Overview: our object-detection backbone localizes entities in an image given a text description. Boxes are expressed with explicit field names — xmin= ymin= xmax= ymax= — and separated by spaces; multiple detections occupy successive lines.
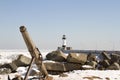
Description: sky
xmin=0 ymin=0 xmax=120 ymax=50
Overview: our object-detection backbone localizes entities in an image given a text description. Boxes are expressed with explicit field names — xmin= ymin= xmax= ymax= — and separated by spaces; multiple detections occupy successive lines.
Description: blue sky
xmin=0 ymin=0 xmax=120 ymax=50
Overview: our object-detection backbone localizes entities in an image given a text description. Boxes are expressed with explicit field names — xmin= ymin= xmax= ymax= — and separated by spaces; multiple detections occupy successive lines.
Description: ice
xmin=0 ymin=49 xmax=52 ymax=64
xmin=0 ymin=49 xmax=30 ymax=64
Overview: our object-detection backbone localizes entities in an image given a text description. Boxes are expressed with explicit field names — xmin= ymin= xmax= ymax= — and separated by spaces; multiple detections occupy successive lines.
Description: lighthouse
xmin=57 ymin=35 xmax=72 ymax=50
xmin=62 ymin=35 xmax=66 ymax=50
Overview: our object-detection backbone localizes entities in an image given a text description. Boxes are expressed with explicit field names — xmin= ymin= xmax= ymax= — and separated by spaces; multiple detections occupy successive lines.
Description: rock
xmin=83 ymin=76 xmax=102 ymax=80
xmin=59 ymin=73 xmax=68 ymax=77
xmin=44 ymin=61 xmax=81 ymax=72
xmin=99 ymin=60 xmax=110 ymax=68
xmin=12 ymin=75 xmax=23 ymax=80
xmin=13 ymin=54 xmax=31 ymax=67
xmin=110 ymin=53 xmax=120 ymax=64
xmin=29 ymin=69 xmax=39 ymax=76
xmin=85 ymin=61 xmax=97 ymax=69
xmin=1 ymin=63 xmax=17 ymax=72
xmin=101 ymin=52 xmax=111 ymax=60
xmin=64 ymin=63 xmax=82 ymax=71
xmin=107 ymin=62 xmax=120 ymax=70
xmin=67 ymin=53 xmax=87 ymax=64
xmin=98 ymin=66 xmax=105 ymax=70
xmin=44 ymin=62 xmax=66 ymax=72
xmin=45 ymin=76 xmax=53 ymax=80
xmin=87 ymin=53 xmax=97 ymax=61
xmin=0 ymin=68 xmax=11 ymax=74
xmin=28 ymin=76 xmax=53 ymax=80
xmin=105 ymin=77 xmax=110 ymax=80
xmin=46 ymin=50 xmax=67 ymax=62
xmin=0 ymin=64 xmax=2 ymax=68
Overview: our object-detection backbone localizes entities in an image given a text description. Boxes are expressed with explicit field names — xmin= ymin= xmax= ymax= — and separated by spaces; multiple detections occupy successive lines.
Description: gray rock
xmin=110 ymin=53 xmax=120 ymax=64
xmin=101 ymin=52 xmax=111 ymax=60
xmin=29 ymin=69 xmax=39 ymax=76
xmin=67 ymin=53 xmax=87 ymax=64
xmin=107 ymin=62 xmax=120 ymax=70
xmin=44 ymin=62 xmax=66 ymax=71
xmin=99 ymin=60 xmax=110 ymax=68
xmin=13 ymin=54 xmax=31 ymax=67
xmin=87 ymin=53 xmax=97 ymax=61
xmin=0 ymin=68 xmax=11 ymax=74
xmin=12 ymin=75 xmax=23 ymax=80
xmin=86 ymin=61 xmax=97 ymax=69
xmin=0 ymin=64 xmax=2 ymax=68
xmin=98 ymin=66 xmax=105 ymax=70
xmin=1 ymin=63 xmax=17 ymax=72
xmin=59 ymin=73 xmax=68 ymax=77
xmin=64 ymin=63 xmax=82 ymax=71
xmin=44 ymin=61 xmax=81 ymax=72
xmin=46 ymin=50 xmax=67 ymax=62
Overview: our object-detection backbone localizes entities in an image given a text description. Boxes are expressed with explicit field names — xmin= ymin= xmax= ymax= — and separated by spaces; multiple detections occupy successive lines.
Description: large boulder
xmin=87 ymin=53 xmax=97 ymax=61
xmin=0 ymin=68 xmax=11 ymax=74
xmin=46 ymin=50 xmax=67 ymax=62
xmin=107 ymin=62 xmax=120 ymax=70
xmin=110 ymin=53 xmax=120 ymax=64
xmin=0 ymin=63 xmax=18 ymax=72
xmin=98 ymin=65 xmax=105 ymax=70
xmin=64 ymin=63 xmax=82 ymax=71
xmin=1 ymin=63 xmax=17 ymax=72
xmin=100 ymin=52 xmax=111 ymax=60
xmin=67 ymin=53 xmax=87 ymax=64
xmin=44 ymin=61 xmax=81 ymax=72
xmin=13 ymin=54 xmax=31 ymax=67
xmin=59 ymin=73 xmax=68 ymax=77
xmin=44 ymin=61 xmax=66 ymax=72
xmin=85 ymin=61 xmax=97 ymax=69
xmin=99 ymin=60 xmax=110 ymax=68
xmin=0 ymin=64 xmax=2 ymax=68
xmin=29 ymin=69 xmax=39 ymax=76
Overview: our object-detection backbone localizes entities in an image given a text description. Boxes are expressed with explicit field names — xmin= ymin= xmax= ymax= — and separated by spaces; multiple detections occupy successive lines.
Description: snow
xmin=53 ymin=70 xmax=120 ymax=80
xmin=82 ymin=65 xmax=93 ymax=68
xmin=0 ymin=49 xmax=30 ymax=64
xmin=0 ymin=49 xmax=120 ymax=80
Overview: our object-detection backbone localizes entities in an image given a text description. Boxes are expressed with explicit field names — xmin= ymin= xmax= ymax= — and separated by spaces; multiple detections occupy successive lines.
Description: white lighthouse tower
xmin=62 ymin=35 xmax=66 ymax=50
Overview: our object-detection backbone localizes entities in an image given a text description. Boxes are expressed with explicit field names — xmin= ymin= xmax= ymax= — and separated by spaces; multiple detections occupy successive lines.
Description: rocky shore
xmin=0 ymin=50 xmax=120 ymax=79
xmin=45 ymin=50 xmax=120 ymax=73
